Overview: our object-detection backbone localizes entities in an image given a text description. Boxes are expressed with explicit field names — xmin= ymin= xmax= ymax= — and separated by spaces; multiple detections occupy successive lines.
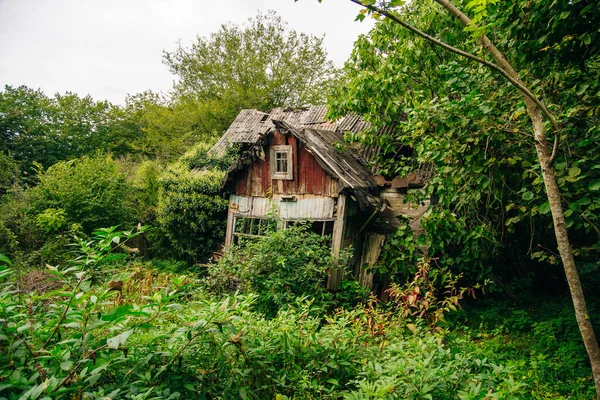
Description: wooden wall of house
xmin=234 ymin=130 xmax=339 ymax=197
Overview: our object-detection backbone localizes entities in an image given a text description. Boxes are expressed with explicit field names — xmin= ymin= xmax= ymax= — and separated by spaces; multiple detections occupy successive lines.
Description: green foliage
xmin=448 ymin=297 xmax=598 ymax=398
xmin=156 ymin=165 xmax=228 ymax=262
xmin=0 ymin=236 xmax=529 ymax=400
xmin=127 ymin=159 xmax=163 ymax=226
xmin=123 ymin=91 xmax=209 ymax=161
xmin=179 ymin=141 xmax=241 ymax=171
xmin=0 ymin=153 xmax=19 ymax=197
xmin=206 ymin=224 xmax=337 ymax=316
xmin=35 ymin=208 xmax=67 ymax=233
xmin=0 ymin=188 xmax=39 ymax=260
xmin=163 ymin=11 xmax=337 ymax=134
xmin=328 ymin=0 xmax=600 ymax=287
xmin=28 ymin=154 xmax=133 ymax=234
xmin=0 ymin=86 xmax=137 ymax=171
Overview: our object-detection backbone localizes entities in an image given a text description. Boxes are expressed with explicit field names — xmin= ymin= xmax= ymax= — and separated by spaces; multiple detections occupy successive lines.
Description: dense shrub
xmin=446 ymin=297 xmax=598 ymax=398
xmin=156 ymin=165 xmax=228 ymax=262
xmin=179 ymin=141 xmax=240 ymax=171
xmin=128 ymin=159 xmax=162 ymax=225
xmin=0 ymin=188 xmax=39 ymax=260
xmin=0 ymin=153 xmax=19 ymax=197
xmin=28 ymin=154 xmax=132 ymax=234
xmin=0 ymin=237 xmax=527 ymax=400
xmin=206 ymin=224 xmax=340 ymax=316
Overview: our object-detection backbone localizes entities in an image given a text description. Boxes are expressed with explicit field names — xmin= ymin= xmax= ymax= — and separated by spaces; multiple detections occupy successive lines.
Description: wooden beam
xmin=328 ymin=194 xmax=346 ymax=290
xmin=224 ymin=201 xmax=235 ymax=249
xmin=357 ymin=233 xmax=385 ymax=290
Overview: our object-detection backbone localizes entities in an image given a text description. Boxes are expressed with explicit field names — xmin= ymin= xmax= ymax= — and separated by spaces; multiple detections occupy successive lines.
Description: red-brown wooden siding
xmin=234 ymin=130 xmax=339 ymax=197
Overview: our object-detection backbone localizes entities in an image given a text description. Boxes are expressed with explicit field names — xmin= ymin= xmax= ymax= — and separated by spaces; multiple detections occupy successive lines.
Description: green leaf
xmin=60 ymin=360 xmax=74 ymax=371
xmin=568 ymin=166 xmax=581 ymax=177
xmin=107 ymin=329 xmax=134 ymax=349
xmin=0 ymin=253 xmax=12 ymax=267
xmin=589 ymin=181 xmax=600 ymax=191
xmin=538 ymin=202 xmax=551 ymax=215
xmin=184 ymin=384 xmax=196 ymax=391
xmin=576 ymin=83 xmax=589 ymax=95
xmin=522 ymin=191 xmax=534 ymax=201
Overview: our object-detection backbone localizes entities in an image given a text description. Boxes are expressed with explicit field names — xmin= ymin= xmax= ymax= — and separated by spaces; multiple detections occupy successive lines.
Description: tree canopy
xmin=163 ymin=11 xmax=337 ymax=134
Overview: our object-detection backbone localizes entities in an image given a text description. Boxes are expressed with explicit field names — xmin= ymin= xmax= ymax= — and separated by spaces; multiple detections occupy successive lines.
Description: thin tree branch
xmin=349 ymin=0 xmax=559 ymax=130
xmin=52 ymin=344 xmax=108 ymax=393
xmin=548 ymin=130 xmax=561 ymax=165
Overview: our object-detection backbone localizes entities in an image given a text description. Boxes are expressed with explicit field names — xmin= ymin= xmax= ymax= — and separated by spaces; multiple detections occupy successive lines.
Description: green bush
xmin=156 ymin=165 xmax=228 ymax=262
xmin=179 ymin=141 xmax=240 ymax=171
xmin=28 ymin=154 xmax=133 ymax=234
xmin=0 ymin=153 xmax=19 ymax=197
xmin=0 ymin=188 xmax=39 ymax=260
xmin=446 ymin=297 xmax=597 ymax=398
xmin=128 ymin=159 xmax=162 ymax=225
xmin=0 ymin=240 xmax=528 ymax=400
xmin=206 ymin=224 xmax=339 ymax=316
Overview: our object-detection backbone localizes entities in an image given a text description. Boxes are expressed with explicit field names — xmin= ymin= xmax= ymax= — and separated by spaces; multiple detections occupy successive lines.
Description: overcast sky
xmin=0 ymin=0 xmax=374 ymax=104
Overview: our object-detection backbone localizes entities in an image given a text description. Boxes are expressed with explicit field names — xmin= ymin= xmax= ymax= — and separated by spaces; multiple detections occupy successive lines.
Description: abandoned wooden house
xmin=210 ymin=106 xmax=431 ymax=291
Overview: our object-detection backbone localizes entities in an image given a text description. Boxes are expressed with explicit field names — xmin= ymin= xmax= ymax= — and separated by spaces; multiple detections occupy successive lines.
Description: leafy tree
xmin=123 ymin=91 xmax=205 ymax=161
xmin=0 ymin=85 xmax=138 ymax=171
xmin=163 ymin=11 xmax=337 ymax=135
xmin=319 ymin=0 xmax=600 ymax=395
xmin=28 ymin=154 xmax=133 ymax=234
xmin=0 ymin=153 xmax=19 ymax=196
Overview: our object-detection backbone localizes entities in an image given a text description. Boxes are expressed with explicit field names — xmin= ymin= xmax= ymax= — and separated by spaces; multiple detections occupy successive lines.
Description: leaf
xmin=538 ymin=202 xmax=551 ymax=215
xmin=568 ymin=166 xmax=581 ymax=177
xmin=0 ymin=253 xmax=13 ymax=267
xmin=107 ymin=329 xmax=134 ymax=349
xmin=60 ymin=360 xmax=74 ymax=371
xmin=406 ymin=323 xmax=417 ymax=334
xmin=522 ymin=191 xmax=534 ymax=201
xmin=576 ymin=83 xmax=589 ymax=96
xmin=184 ymin=384 xmax=195 ymax=392
xmin=589 ymin=181 xmax=600 ymax=191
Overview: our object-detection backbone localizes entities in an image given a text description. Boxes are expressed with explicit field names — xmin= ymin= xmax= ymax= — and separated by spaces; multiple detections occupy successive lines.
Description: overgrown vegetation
xmin=1 ymin=2 xmax=599 ymax=398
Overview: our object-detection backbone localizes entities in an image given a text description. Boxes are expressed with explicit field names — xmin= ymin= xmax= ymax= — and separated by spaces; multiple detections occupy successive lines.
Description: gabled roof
xmin=273 ymin=120 xmax=375 ymax=191
xmin=222 ymin=119 xmax=383 ymax=209
xmin=209 ymin=105 xmax=394 ymax=159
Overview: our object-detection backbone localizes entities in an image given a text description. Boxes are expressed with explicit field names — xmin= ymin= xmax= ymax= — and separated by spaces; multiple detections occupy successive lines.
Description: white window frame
xmin=270 ymin=145 xmax=293 ymax=180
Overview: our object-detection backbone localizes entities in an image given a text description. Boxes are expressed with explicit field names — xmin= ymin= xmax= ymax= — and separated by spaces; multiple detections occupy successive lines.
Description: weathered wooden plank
xmin=328 ymin=194 xmax=346 ymax=290
xmin=224 ymin=202 xmax=235 ymax=249
xmin=357 ymin=233 xmax=385 ymax=289
xmin=229 ymin=195 xmax=335 ymax=220
xmin=279 ymin=197 xmax=335 ymax=219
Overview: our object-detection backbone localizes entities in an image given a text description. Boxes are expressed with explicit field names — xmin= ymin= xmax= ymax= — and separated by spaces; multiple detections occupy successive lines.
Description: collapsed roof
xmin=208 ymin=105 xmax=394 ymax=162
xmin=222 ymin=119 xmax=383 ymax=210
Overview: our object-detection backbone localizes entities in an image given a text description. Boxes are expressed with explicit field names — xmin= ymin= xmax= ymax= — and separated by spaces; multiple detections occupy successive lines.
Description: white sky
xmin=0 ymin=0 xmax=374 ymax=104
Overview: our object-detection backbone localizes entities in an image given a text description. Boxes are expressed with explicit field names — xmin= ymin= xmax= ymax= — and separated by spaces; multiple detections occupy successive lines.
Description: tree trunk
xmin=432 ymin=1 xmax=600 ymax=397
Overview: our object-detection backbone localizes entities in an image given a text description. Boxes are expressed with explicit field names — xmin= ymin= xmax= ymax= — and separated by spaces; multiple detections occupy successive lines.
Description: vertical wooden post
xmin=224 ymin=199 xmax=235 ymax=249
xmin=328 ymin=194 xmax=346 ymax=290
xmin=357 ymin=233 xmax=385 ymax=290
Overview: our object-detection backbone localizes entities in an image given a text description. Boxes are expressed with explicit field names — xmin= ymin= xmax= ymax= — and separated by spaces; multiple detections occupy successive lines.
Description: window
xmin=283 ymin=219 xmax=335 ymax=247
xmin=230 ymin=216 xmax=334 ymax=247
xmin=270 ymin=145 xmax=293 ymax=180
xmin=232 ymin=216 xmax=276 ymax=245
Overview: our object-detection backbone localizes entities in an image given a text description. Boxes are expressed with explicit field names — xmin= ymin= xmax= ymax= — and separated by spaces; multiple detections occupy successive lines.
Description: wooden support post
xmin=224 ymin=200 xmax=235 ymax=249
xmin=357 ymin=233 xmax=385 ymax=290
xmin=328 ymin=194 xmax=346 ymax=290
